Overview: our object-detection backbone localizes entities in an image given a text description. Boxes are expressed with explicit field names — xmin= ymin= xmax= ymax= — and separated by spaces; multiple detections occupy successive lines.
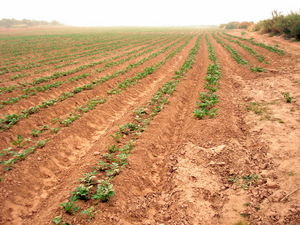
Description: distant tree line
xmin=220 ymin=10 xmax=300 ymax=40
xmin=0 ymin=18 xmax=63 ymax=28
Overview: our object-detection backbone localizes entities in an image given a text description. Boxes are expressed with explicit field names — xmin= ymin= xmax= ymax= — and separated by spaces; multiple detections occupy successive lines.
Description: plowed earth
xmin=0 ymin=29 xmax=299 ymax=225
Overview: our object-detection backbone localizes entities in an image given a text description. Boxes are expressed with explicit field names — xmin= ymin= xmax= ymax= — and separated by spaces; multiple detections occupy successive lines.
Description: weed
xmin=287 ymin=171 xmax=296 ymax=176
xmin=234 ymin=222 xmax=247 ymax=225
xmin=240 ymin=212 xmax=251 ymax=217
xmin=282 ymin=92 xmax=293 ymax=103
xmin=246 ymin=102 xmax=267 ymax=115
xmin=228 ymin=174 xmax=259 ymax=189
xmin=243 ymin=202 xmax=251 ymax=207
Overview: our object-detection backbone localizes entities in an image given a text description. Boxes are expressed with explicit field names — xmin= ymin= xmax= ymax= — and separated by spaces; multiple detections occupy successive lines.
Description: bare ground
xmin=0 ymin=30 xmax=299 ymax=225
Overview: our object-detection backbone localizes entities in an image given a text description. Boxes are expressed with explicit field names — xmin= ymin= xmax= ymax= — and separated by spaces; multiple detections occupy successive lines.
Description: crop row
xmin=0 ymin=33 xmax=137 ymax=66
xmin=0 ymin=37 xmax=172 ymax=108
xmin=0 ymin=36 xmax=187 ymax=134
xmin=55 ymin=37 xmax=192 ymax=128
xmin=54 ymin=36 xmax=201 ymax=224
xmin=0 ymin=36 xmax=161 ymax=86
xmin=0 ymin=36 xmax=155 ymax=76
xmin=223 ymin=32 xmax=285 ymax=55
xmin=0 ymin=37 xmax=192 ymax=171
xmin=217 ymin=33 xmax=267 ymax=63
xmin=212 ymin=34 xmax=265 ymax=72
xmin=212 ymin=33 xmax=248 ymax=65
xmin=194 ymin=35 xmax=221 ymax=119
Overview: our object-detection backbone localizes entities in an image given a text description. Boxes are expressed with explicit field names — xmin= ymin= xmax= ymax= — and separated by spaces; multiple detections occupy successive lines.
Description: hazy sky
xmin=1 ymin=0 xmax=299 ymax=26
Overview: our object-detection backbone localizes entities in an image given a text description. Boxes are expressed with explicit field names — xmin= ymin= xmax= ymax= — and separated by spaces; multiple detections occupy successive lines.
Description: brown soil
xmin=0 ymin=30 xmax=299 ymax=225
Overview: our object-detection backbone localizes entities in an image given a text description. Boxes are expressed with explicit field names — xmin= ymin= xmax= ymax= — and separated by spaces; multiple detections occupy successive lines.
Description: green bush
xmin=255 ymin=11 xmax=300 ymax=40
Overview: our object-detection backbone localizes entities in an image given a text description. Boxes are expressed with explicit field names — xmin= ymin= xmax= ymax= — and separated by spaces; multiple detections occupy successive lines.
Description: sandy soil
xmin=0 ymin=30 xmax=299 ymax=225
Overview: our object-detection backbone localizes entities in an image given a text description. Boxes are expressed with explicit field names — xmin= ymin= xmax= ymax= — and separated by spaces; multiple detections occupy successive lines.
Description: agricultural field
xmin=0 ymin=27 xmax=299 ymax=225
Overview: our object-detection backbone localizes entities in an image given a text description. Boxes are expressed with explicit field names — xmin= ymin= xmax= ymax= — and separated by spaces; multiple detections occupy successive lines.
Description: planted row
xmin=0 ymin=35 xmax=142 ymax=75
xmin=0 ymin=38 xmax=173 ymax=109
xmin=213 ymin=34 xmax=265 ymax=72
xmin=223 ymin=32 xmax=284 ymax=55
xmin=55 ymin=36 xmax=201 ymax=224
xmin=0 ymin=37 xmax=187 ymax=131
xmin=0 ymin=37 xmax=192 ymax=170
xmin=194 ymin=35 xmax=221 ymax=119
xmin=212 ymin=33 xmax=248 ymax=65
xmin=107 ymin=36 xmax=194 ymax=95
xmin=218 ymin=33 xmax=267 ymax=63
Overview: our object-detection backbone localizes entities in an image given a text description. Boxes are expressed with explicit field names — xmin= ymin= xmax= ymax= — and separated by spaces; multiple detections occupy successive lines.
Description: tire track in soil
xmin=0 ymin=37 xmax=197 ymax=225
xmin=0 ymin=37 xmax=185 ymax=148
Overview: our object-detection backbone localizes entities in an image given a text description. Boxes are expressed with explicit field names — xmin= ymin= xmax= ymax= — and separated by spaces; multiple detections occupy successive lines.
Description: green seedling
xmin=11 ymin=135 xmax=25 ymax=147
xmin=60 ymin=201 xmax=79 ymax=215
xmin=52 ymin=216 xmax=62 ymax=224
xmin=71 ymin=185 xmax=90 ymax=201
xmin=119 ymin=123 xmax=139 ymax=134
xmin=92 ymin=180 xmax=115 ymax=202
xmin=251 ymin=67 xmax=265 ymax=72
xmin=79 ymin=171 xmax=97 ymax=185
xmin=105 ymin=162 xmax=120 ymax=177
xmin=111 ymin=131 xmax=123 ymax=143
xmin=81 ymin=207 xmax=95 ymax=219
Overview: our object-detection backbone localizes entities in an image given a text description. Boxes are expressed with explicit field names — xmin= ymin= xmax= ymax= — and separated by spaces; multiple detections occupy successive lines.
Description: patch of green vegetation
xmin=287 ymin=171 xmax=296 ymax=176
xmin=282 ymin=92 xmax=293 ymax=103
xmin=228 ymin=174 xmax=260 ymax=190
xmin=80 ymin=207 xmax=95 ymax=219
xmin=251 ymin=67 xmax=265 ymax=72
xmin=246 ymin=102 xmax=268 ymax=115
xmin=92 ymin=180 xmax=115 ymax=202
xmin=71 ymin=185 xmax=90 ymax=201
xmin=59 ymin=114 xmax=80 ymax=126
xmin=60 ymin=201 xmax=79 ymax=215
xmin=194 ymin=36 xmax=220 ymax=119
xmin=240 ymin=212 xmax=251 ymax=218
xmin=77 ymin=97 xmax=106 ymax=113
